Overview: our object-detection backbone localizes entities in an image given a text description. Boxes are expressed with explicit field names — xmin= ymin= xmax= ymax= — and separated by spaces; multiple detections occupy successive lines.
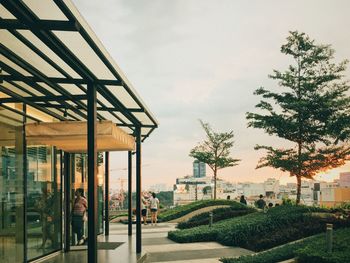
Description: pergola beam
xmin=1 ymin=0 xmax=142 ymax=127
xmin=0 ymin=19 xmax=80 ymax=31
xmin=1 ymin=74 xmax=123 ymax=86
xmin=0 ymin=94 xmax=86 ymax=104
xmin=54 ymin=0 xmax=159 ymax=128
xmin=0 ymin=85 xmax=67 ymax=121
xmin=34 ymin=103 xmax=144 ymax=112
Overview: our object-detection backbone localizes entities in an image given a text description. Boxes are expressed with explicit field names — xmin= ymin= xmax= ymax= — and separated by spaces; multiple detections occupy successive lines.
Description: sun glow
xmin=315 ymin=163 xmax=350 ymax=182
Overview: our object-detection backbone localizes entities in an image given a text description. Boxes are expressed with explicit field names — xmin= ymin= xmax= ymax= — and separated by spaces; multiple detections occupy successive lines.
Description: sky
xmin=72 ymin=0 xmax=350 ymax=189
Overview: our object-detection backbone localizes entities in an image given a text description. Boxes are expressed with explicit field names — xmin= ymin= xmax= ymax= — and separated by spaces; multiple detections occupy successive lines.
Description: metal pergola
xmin=0 ymin=1 xmax=158 ymax=262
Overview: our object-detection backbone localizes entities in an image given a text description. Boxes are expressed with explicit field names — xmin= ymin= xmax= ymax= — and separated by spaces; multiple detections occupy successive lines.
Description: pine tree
xmin=190 ymin=120 xmax=240 ymax=199
xmin=247 ymin=31 xmax=350 ymax=204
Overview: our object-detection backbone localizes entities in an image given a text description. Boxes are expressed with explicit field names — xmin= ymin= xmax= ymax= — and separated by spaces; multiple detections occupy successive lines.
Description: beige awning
xmin=25 ymin=121 xmax=135 ymax=152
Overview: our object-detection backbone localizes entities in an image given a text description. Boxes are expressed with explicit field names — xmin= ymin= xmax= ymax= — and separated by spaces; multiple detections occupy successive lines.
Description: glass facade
xmin=0 ymin=107 xmax=106 ymax=262
xmin=70 ymin=153 xmax=104 ymax=246
xmin=27 ymin=146 xmax=62 ymax=260
xmin=0 ymin=109 xmax=25 ymax=263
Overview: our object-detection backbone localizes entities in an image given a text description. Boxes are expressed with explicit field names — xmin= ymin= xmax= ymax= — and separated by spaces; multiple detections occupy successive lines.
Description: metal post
xmin=326 ymin=223 xmax=333 ymax=253
xmin=22 ymin=104 xmax=27 ymax=262
xmin=128 ymin=151 xmax=132 ymax=236
xmin=209 ymin=212 xmax=213 ymax=227
xmin=135 ymin=127 xmax=142 ymax=254
xmin=104 ymin=152 xmax=109 ymax=236
xmin=64 ymin=152 xmax=71 ymax=252
xmin=87 ymin=83 xmax=97 ymax=263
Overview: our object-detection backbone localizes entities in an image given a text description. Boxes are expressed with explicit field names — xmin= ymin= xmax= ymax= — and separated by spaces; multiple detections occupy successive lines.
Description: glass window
xmin=0 ymin=109 xmax=25 ymax=263
xmin=26 ymin=146 xmax=62 ymax=260
xmin=71 ymin=153 xmax=88 ymax=246
xmin=70 ymin=153 xmax=104 ymax=246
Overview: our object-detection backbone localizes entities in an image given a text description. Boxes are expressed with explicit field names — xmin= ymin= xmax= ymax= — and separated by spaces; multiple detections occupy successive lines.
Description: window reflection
xmin=0 ymin=113 xmax=24 ymax=263
xmin=27 ymin=146 xmax=61 ymax=260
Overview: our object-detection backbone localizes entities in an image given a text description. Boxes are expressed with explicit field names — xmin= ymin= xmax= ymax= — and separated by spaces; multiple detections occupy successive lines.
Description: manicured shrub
xmin=296 ymin=227 xmax=350 ymax=263
xmin=177 ymin=207 xmax=255 ymax=229
xmin=159 ymin=200 xmax=245 ymax=222
xmin=220 ymin=234 xmax=320 ymax=263
xmin=168 ymin=205 xmax=348 ymax=251
xmin=247 ymin=215 xmax=350 ymax=251
xmin=221 ymin=228 xmax=350 ymax=263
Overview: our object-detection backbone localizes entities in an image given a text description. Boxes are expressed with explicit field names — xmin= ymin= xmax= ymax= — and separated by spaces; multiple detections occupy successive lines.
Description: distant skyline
xmin=73 ymin=0 xmax=350 ymax=188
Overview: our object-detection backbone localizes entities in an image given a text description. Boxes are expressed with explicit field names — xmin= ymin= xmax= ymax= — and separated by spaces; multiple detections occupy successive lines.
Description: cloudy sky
xmin=73 ymin=0 xmax=350 ymax=189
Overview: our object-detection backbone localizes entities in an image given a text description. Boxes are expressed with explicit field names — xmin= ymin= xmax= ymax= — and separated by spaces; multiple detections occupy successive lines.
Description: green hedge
xmin=220 ymin=234 xmax=321 ymax=263
xmin=168 ymin=205 xmax=349 ymax=251
xmin=296 ymin=227 xmax=350 ymax=263
xmin=177 ymin=207 xmax=255 ymax=229
xmin=158 ymin=200 xmax=245 ymax=222
xmin=221 ymin=228 xmax=350 ymax=263
xmin=247 ymin=215 xmax=350 ymax=251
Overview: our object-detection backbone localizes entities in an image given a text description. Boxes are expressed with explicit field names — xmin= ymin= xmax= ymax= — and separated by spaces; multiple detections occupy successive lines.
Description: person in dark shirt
xmin=239 ymin=195 xmax=247 ymax=205
xmin=255 ymin=194 xmax=266 ymax=209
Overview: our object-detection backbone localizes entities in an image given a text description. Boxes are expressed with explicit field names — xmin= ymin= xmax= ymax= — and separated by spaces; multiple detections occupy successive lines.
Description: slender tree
xmin=190 ymin=120 xmax=240 ymax=199
xmin=247 ymin=31 xmax=350 ymax=204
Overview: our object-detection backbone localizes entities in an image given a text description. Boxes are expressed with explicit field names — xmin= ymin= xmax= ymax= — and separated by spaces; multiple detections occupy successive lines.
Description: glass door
xmin=0 ymin=110 xmax=25 ymax=263
xmin=26 ymin=146 xmax=62 ymax=260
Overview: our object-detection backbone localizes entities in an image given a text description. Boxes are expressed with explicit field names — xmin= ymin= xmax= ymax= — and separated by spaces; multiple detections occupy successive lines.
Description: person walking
xmin=255 ymin=194 xmax=266 ymax=210
xmin=149 ymin=192 xmax=159 ymax=226
xmin=239 ymin=195 xmax=247 ymax=205
xmin=72 ymin=188 xmax=87 ymax=245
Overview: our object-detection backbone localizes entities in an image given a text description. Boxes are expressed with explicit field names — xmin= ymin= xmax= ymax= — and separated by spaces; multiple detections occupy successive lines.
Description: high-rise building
xmin=193 ymin=160 xmax=206 ymax=178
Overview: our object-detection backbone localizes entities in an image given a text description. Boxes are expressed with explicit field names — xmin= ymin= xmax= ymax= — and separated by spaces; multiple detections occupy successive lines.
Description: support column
xmin=104 ymin=152 xmax=109 ymax=236
xmin=64 ymin=152 xmax=71 ymax=252
xmin=135 ymin=127 xmax=142 ymax=254
xmin=87 ymin=83 xmax=98 ymax=263
xmin=128 ymin=151 xmax=132 ymax=236
xmin=22 ymin=104 xmax=27 ymax=263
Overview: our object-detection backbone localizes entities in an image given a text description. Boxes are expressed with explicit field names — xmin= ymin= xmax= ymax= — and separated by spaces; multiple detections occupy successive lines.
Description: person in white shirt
xmin=149 ymin=192 xmax=160 ymax=226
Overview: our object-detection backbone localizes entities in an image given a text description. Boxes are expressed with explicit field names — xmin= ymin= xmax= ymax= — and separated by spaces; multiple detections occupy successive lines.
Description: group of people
xmin=141 ymin=192 xmax=160 ymax=226
xmin=239 ymin=194 xmax=279 ymax=209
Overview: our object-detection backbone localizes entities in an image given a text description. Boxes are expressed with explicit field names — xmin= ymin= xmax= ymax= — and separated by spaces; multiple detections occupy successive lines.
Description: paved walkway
xmin=141 ymin=223 xmax=253 ymax=263
xmin=40 ymin=223 xmax=252 ymax=263
xmin=168 ymin=206 xmax=230 ymax=223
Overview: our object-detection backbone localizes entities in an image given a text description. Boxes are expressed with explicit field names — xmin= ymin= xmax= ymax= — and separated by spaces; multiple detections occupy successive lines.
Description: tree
xmin=247 ymin=31 xmax=350 ymax=204
xmin=190 ymin=120 xmax=240 ymax=199
xmin=76 ymin=152 xmax=104 ymax=173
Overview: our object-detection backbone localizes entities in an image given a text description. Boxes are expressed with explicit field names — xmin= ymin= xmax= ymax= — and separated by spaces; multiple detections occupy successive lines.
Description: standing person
xmin=255 ymin=194 xmax=266 ymax=210
xmin=239 ymin=195 xmax=247 ymax=205
xmin=141 ymin=193 xmax=149 ymax=225
xmin=149 ymin=192 xmax=159 ymax=226
xmin=35 ymin=187 xmax=54 ymax=249
xmin=72 ymin=188 xmax=87 ymax=245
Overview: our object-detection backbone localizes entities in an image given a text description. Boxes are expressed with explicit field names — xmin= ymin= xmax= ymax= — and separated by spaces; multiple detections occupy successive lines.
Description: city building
xmin=339 ymin=172 xmax=350 ymax=187
xmin=173 ymin=168 xmax=350 ymax=208
xmin=264 ymin=178 xmax=280 ymax=197
xmin=193 ymin=160 xmax=206 ymax=178
xmin=319 ymin=187 xmax=350 ymax=207
xmin=148 ymin=184 xmax=172 ymax=193
xmin=0 ymin=2 xmax=158 ymax=262
xmin=174 ymin=176 xmax=212 ymax=205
